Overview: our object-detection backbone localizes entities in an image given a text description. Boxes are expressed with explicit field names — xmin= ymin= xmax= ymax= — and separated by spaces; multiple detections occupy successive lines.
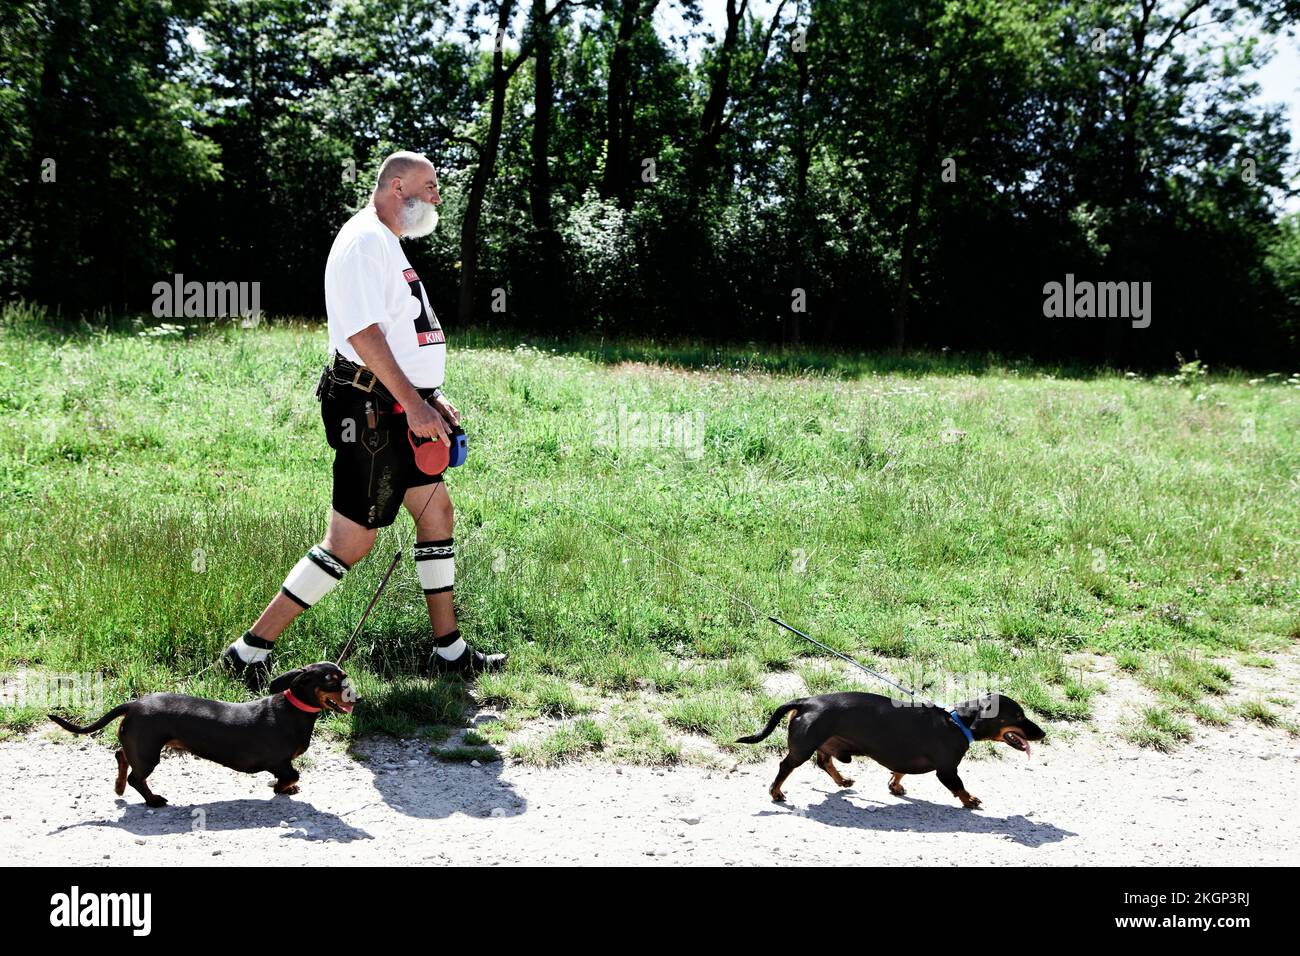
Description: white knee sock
xmin=415 ymin=539 xmax=462 ymax=659
xmin=281 ymin=545 xmax=350 ymax=609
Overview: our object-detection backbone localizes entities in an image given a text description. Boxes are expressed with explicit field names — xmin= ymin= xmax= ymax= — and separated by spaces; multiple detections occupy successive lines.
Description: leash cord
xmin=329 ymin=481 xmax=957 ymax=717
xmin=563 ymin=497 xmax=947 ymax=710
xmin=335 ymin=476 xmax=440 ymax=666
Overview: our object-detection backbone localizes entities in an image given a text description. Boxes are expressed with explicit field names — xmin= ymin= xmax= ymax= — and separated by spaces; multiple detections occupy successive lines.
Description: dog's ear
xmin=268 ymin=668 xmax=305 ymax=695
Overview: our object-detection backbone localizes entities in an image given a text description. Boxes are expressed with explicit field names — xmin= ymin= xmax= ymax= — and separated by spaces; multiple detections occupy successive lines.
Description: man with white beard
xmin=222 ymin=150 xmax=506 ymax=688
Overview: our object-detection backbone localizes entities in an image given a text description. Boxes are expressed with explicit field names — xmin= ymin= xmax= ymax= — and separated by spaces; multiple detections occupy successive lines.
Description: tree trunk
xmin=695 ymin=0 xmax=744 ymax=172
xmin=788 ymin=25 xmax=810 ymax=346
xmin=601 ymin=0 xmax=650 ymax=209
xmin=25 ymin=10 xmax=77 ymax=305
xmin=458 ymin=3 xmax=516 ymax=326
xmin=893 ymin=95 xmax=940 ymax=351
xmin=456 ymin=0 xmax=566 ymax=324
xmin=528 ymin=0 xmax=554 ymax=233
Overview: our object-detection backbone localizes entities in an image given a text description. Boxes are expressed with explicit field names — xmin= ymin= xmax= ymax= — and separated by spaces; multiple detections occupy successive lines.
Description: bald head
xmin=374 ymin=150 xmax=435 ymax=196
xmin=371 ymin=150 xmax=441 ymax=238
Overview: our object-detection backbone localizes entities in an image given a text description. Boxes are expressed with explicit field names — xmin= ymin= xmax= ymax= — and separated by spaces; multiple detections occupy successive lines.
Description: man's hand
xmin=347 ymin=324 xmax=448 ymax=443
xmin=406 ymin=398 xmax=449 ymax=443
xmin=433 ymin=394 xmax=460 ymax=427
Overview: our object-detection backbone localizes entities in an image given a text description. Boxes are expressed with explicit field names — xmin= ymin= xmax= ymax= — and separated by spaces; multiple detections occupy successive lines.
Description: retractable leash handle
xmin=395 ymin=401 xmax=467 ymax=475
xmin=408 ymin=427 xmax=450 ymax=475
xmin=446 ymin=425 xmax=468 ymax=467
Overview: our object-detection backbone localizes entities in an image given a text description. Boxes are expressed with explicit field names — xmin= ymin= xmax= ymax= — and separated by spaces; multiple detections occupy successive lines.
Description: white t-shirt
xmin=324 ymin=205 xmax=446 ymax=389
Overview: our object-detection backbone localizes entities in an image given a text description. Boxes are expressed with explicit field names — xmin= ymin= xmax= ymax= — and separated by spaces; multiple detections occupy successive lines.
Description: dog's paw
xmin=769 ymin=790 xmax=786 ymax=803
xmin=962 ymin=797 xmax=982 ymax=810
xmin=889 ymin=784 xmax=906 ymax=796
xmin=274 ymin=783 xmax=300 ymax=796
xmin=839 ymin=778 xmax=855 ymax=788
xmin=146 ymin=796 xmax=168 ymax=808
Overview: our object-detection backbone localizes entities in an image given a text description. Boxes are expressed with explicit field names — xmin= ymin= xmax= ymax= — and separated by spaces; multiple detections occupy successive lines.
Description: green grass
xmin=1237 ymin=653 xmax=1276 ymax=668
xmin=1138 ymin=652 xmax=1233 ymax=702
xmin=3 ymin=305 xmax=1298 ymax=760
xmin=1127 ymin=706 xmax=1194 ymax=751
xmin=1116 ymin=649 xmax=1144 ymax=672
xmin=608 ymin=712 xmax=683 ymax=765
xmin=1237 ymin=699 xmax=1282 ymax=728
xmin=1185 ymin=701 xmax=1231 ymax=727
xmin=508 ymin=717 xmax=606 ymax=765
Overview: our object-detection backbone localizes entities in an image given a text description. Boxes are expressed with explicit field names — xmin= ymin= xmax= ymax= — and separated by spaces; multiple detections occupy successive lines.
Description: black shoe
xmin=428 ymin=643 xmax=507 ymax=677
xmin=222 ymin=642 xmax=272 ymax=691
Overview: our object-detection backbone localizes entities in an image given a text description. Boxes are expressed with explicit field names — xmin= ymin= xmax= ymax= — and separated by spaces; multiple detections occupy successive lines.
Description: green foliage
xmin=0 ymin=0 xmax=1296 ymax=365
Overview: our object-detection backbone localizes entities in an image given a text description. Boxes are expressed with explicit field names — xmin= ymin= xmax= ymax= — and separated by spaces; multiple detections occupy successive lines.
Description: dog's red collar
xmin=283 ymin=689 xmax=322 ymax=713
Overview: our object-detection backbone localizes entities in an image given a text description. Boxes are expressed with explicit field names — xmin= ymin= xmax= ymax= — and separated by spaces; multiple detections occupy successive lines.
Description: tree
xmin=452 ymin=0 xmax=570 ymax=325
xmin=5 ymin=0 xmax=217 ymax=311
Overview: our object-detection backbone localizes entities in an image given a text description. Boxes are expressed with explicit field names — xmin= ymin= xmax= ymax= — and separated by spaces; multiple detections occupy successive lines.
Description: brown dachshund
xmin=738 ymin=692 xmax=1045 ymax=807
xmin=49 ymin=662 xmax=355 ymax=806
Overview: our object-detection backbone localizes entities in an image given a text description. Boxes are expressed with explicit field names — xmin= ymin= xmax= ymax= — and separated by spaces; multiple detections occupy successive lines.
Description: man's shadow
xmin=758 ymin=787 xmax=1075 ymax=848
xmin=347 ymin=717 xmax=527 ymax=823
xmin=344 ymin=652 xmax=527 ymax=822
xmin=48 ymin=797 xmax=374 ymax=843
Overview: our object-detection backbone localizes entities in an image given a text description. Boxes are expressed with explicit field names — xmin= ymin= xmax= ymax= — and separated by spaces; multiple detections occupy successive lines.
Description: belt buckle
xmin=350 ymin=367 xmax=375 ymax=393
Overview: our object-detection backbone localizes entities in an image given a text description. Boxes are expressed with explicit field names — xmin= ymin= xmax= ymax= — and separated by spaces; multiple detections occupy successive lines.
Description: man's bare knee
xmin=322 ymin=510 xmax=377 ymax=566
xmin=435 ymin=495 xmax=454 ymax=531
xmin=418 ymin=500 xmax=452 ymax=537
xmin=410 ymin=487 xmax=453 ymax=538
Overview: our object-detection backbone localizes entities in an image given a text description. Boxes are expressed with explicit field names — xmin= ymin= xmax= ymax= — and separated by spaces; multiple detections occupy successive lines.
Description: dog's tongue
xmin=1008 ymin=732 xmax=1031 ymax=760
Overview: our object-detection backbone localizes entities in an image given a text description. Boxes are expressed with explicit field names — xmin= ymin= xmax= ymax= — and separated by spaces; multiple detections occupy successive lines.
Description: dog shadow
xmin=758 ymin=787 xmax=1076 ymax=848
xmin=48 ymin=797 xmax=374 ymax=843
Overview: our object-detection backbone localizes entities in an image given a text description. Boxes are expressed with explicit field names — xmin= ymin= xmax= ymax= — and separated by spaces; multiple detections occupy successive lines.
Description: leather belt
xmin=328 ymin=353 xmax=441 ymax=407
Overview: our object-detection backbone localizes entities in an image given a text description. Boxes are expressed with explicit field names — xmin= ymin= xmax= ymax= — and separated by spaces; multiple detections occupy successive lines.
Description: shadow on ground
xmin=48 ymin=796 xmax=374 ymax=843
xmin=349 ymin=733 xmax=527 ymax=823
xmin=758 ymin=788 xmax=1076 ymax=848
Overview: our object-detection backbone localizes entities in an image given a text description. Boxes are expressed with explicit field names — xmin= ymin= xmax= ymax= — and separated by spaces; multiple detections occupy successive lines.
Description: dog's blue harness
xmin=946 ymin=709 xmax=975 ymax=743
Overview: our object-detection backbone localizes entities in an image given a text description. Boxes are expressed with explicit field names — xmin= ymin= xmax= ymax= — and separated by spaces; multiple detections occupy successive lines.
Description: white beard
xmin=399 ymin=198 xmax=439 ymax=238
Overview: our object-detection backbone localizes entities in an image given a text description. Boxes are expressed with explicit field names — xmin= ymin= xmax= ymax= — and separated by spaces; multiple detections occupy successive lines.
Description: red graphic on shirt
xmin=403 ymin=267 xmax=443 ymax=348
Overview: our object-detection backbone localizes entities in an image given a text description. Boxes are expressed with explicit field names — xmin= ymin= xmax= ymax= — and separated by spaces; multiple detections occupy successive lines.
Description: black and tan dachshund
xmin=738 ymin=691 xmax=1045 ymax=808
xmin=49 ymin=662 xmax=355 ymax=807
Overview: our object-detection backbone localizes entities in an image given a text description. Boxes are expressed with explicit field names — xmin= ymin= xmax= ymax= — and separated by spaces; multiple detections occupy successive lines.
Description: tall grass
xmin=3 ymin=304 xmax=1297 ymax=757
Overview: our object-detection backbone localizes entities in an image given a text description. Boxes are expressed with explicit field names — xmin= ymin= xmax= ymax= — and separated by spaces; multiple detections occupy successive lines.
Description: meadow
xmin=2 ymin=302 xmax=1297 ymax=761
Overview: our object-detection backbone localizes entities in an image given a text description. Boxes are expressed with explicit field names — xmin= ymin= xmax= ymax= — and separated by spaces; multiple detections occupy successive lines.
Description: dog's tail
xmin=735 ymin=699 xmax=805 ymax=744
xmin=48 ymin=703 xmax=130 ymax=736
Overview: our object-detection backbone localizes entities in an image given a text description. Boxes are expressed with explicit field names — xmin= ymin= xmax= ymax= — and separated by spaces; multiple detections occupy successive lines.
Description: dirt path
xmin=4 ymin=654 xmax=1297 ymax=866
